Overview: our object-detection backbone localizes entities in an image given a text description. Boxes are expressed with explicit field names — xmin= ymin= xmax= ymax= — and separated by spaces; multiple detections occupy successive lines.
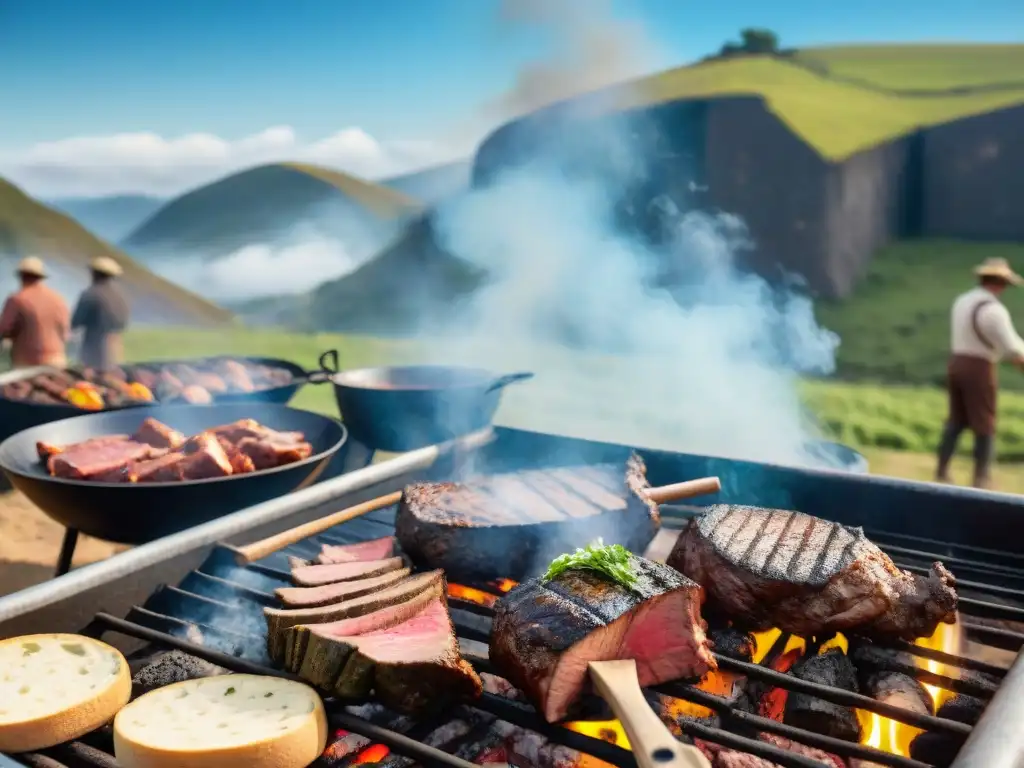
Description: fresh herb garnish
xmin=542 ymin=541 xmax=638 ymax=588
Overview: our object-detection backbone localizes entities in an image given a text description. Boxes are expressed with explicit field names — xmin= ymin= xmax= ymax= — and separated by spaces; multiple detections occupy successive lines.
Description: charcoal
xmin=937 ymin=693 xmax=986 ymax=725
xmin=909 ymin=731 xmax=963 ymax=768
xmin=783 ymin=649 xmax=863 ymax=742
xmin=708 ymin=626 xmax=756 ymax=663
xmin=129 ymin=649 xmax=229 ymax=698
xmin=862 ymin=670 xmax=933 ymax=717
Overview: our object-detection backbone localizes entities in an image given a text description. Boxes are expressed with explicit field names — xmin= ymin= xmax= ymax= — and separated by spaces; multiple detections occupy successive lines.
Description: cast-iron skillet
xmin=0 ymin=356 xmax=316 ymax=444
xmin=0 ymin=403 xmax=347 ymax=545
xmin=316 ymin=349 xmax=534 ymax=453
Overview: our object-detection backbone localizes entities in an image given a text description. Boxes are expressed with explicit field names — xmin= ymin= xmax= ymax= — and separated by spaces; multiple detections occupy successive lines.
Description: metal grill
xmin=2 ymin=427 xmax=1024 ymax=768
xmin=3 ymin=501 xmax=1023 ymax=768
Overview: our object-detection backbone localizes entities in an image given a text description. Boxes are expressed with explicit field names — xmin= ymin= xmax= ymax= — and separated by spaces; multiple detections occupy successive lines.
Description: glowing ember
xmin=856 ymin=619 xmax=964 ymax=757
xmin=750 ymin=629 xmax=807 ymax=664
xmin=350 ymin=743 xmax=391 ymax=765
xmin=566 ymin=720 xmax=631 ymax=750
xmin=448 ymin=584 xmax=498 ymax=608
xmin=492 ymin=578 xmax=518 ymax=593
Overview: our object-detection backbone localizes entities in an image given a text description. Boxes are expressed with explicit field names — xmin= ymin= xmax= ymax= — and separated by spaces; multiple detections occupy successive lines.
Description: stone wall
xmin=921 ymin=103 xmax=1024 ymax=241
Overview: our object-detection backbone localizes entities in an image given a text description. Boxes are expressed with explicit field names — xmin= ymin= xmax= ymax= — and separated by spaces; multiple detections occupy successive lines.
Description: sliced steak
xmin=667 ymin=505 xmax=958 ymax=641
xmin=490 ymin=553 xmax=714 ymax=723
xmin=47 ymin=439 xmax=162 ymax=479
xmin=36 ymin=434 xmax=130 ymax=462
xmin=291 ymin=580 xmax=442 ymax=678
xmin=275 ymin=568 xmax=411 ymax=609
xmin=310 ymin=596 xmax=483 ymax=714
xmin=291 ymin=557 xmax=405 ymax=587
xmin=132 ymin=418 xmax=186 ymax=450
xmin=265 ymin=570 xmax=443 ymax=663
xmin=238 ymin=434 xmax=313 ymax=470
xmin=178 ymin=432 xmax=234 ymax=479
xmin=396 ymin=454 xmax=660 ymax=581
xmin=317 ymin=536 xmax=397 ymax=565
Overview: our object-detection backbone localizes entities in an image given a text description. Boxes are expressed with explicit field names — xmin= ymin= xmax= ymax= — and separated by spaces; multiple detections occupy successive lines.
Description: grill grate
xmin=4 ymin=477 xmax=1024 ymax=768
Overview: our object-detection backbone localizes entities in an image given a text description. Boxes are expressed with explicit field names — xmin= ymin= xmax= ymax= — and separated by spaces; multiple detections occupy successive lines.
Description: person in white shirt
xmin=936 ymin=257 xmax=1024 ymax=488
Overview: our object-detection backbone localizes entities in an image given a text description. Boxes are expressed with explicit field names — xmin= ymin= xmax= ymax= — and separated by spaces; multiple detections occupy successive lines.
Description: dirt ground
xmin=0 ymin=490 xmax=125 ymax=597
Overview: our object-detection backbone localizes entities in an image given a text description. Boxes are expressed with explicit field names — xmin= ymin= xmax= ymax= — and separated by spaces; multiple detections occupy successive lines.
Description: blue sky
xmin=2 ymin=0 xmax=1022 ymax=146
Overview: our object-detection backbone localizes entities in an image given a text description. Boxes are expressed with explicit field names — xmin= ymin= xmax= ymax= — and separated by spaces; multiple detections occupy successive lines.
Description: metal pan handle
xmin=303 ymin=349 xmax=341 ymax=384
xmin=485 ymin=371 xmax=534 ymax=394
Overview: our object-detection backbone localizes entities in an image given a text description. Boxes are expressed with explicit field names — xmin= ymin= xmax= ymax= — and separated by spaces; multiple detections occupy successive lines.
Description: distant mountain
xmin=381 ymin=160 xmax=471 ymax=205
xmin=0 ymin=177 xmax=231 ymax=327
xmin=48 ymin=195 xmax=165 ymax=242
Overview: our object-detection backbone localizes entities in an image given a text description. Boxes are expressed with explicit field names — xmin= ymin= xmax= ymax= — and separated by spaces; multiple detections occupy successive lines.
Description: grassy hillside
xmin=815 ymin=240 xmax=1024 ymax=388
xmin=564 ymin=49 xmax=1024 ymax=160
xmin=121 ymin=163 xmax=422 ymax=259
xmin=0 ymin=177 xmax=232 ymax=326
xmin=794 ymin=44 xmax=1024 ymax=92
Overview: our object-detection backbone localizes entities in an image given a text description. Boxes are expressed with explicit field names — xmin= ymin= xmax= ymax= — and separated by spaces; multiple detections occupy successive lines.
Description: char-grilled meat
xmin=783 ymin=648 xmax=862 ymax=742
xmin=696 ymin=734 xmax=846 ymax=768
xmin=291 ymin=557 xmax=406 ymax=587
xmin=46 ymin=438 xmax=163 ymax=479
xmin=36 ymin=434 xmax=130 ymax=462
xmin=275 ymin=568 xmax=411 ymax=609
xmin=490 ymin=553 xmax=714 ymax=723
xmin=215 ymin=360 xmax=256 ymax=392
xmin=178 ymin=432 xmax=233 ymax=479
xmin=396 ymin=455 xmax=660 ymax=581
xmin=265 ymin=570 xmax=442 ymax=663
xmin=668 ymin=505 xmax=958 ymax=641
xmin=132 ymin=417 xmax=186 ymax=450
xmin=286 ymin=578 xmax=442 ymax=674
xmin=238 ymin=433 xmax=312 ymax=470
xmin=320 ymin=595 xmax=483 ymax=714
xmin=1 ymin=381 xmax=32 ymax=400
xmin=317 ymin=536 xmax=397 ymax=565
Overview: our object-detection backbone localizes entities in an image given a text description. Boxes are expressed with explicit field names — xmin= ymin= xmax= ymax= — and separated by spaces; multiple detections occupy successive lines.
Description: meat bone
xmin=234 ymin=475 xmax=721 ymax=563
xmin=589 ymin=659 xmax=712 ymax=768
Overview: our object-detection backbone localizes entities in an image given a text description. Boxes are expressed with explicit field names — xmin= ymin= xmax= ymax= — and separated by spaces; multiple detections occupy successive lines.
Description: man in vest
xmin=936 ymin=257 xmax=1024 ymax=489
xmin=71 ymin=256 xmax=130 ymax=369
xmin=0 ymin=256 xmax=70 ymax=368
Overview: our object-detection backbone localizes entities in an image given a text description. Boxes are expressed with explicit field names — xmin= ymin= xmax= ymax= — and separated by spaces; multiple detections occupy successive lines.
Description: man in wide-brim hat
xmin=0 ymin=256 xmax=70 ymax=368
xmin=71 ymin=256 xmax=130 ymax=369
xmin=936 ymin=257 xmax=1024 ymax=488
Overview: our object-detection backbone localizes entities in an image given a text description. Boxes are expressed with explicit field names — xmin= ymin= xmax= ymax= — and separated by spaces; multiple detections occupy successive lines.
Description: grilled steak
xmin=47 ymin=439 xmax=163 ymax=479
xmin=132 ymin=418 xmax=186 ymax=450
xmin=265 ymin=570 xmax=443 ymax=663
xmin=783 ymin=648 xmax=862 ymax=742
xmin=178 ymin=432 xmax=234 ymax=479
xmin=490 ymin=554 xmax=714 ymax=723
xmin=667 ymin=505 xmax=958 ymax=641
xmin=396 ymin=455 xmax=660 ymax=581
xmin=275 ymin=568 xmax=412 ymax=609
xmin=291 ymin=557 xmax=406 ymax=587
xmin=37 ymin=434 xmax=129 ymax=462
xmin=290 ymin=580 xmax=443 ymax=676
xmin=303 ymin=595 xmax=483 ymax=714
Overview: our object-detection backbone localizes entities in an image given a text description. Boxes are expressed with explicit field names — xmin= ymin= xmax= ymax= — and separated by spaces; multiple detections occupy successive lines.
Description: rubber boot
xmin=935 ymin=422 xmax=962 ymax=483
xmin=972 ymin=433 xmax=995 ymax=490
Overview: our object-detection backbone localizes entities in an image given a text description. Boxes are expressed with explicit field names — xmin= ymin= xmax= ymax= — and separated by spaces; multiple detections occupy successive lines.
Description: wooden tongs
xmin=233 ymin=474 xmax=721 ymax=564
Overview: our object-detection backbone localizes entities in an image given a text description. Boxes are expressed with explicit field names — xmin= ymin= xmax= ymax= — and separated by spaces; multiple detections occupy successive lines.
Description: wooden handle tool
xmin=234 ymin=491 xmax=402 ymax=563
xmin=644 ymin=476 xmax=721 ymax=505
xmin=588 ymin=660 xmax=711 ymax=768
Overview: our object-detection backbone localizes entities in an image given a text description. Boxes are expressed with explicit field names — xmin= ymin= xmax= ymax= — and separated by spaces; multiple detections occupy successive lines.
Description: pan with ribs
xmin=38 ymin=417 xmax=314 ymax=483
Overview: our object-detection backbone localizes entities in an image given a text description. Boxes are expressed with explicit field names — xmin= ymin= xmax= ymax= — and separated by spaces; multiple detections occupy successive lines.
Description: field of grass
xmin=592 ymin=49 xmax=1024 ymax=160
xmin=815 ymin=240 xmax=1024 ymax=388
xmin=794 ymin=44 xmax=1024 ymax=92
xmin=118 ymin=327 xmax=1024 ymax=490
xmin=0 ymin=177 xmax=232 ymax=326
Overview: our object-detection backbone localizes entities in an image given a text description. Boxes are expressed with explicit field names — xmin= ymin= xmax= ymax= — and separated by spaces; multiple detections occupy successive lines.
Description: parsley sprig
xmin=542 ymin=541 xmax=638 ymax=588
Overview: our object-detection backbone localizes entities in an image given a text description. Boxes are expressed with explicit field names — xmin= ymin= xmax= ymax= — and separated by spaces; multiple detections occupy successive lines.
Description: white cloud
xmin=0 ymin=126 xmax=465 ymax=199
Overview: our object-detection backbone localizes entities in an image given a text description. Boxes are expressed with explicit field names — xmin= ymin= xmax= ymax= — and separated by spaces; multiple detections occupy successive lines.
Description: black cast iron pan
xmin=0 ymin=403 xmax=347 ymax=545
xmin=315 ymin=349 xmax=534 ymax=453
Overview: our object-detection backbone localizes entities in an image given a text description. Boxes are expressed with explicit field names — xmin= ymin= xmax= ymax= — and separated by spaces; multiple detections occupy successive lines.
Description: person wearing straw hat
xmin=71 ymin=256 xmax=130 ymax=370
xmin=936 ymin=257 xmax=1024 ymax=489
xmin=0 ymin=256 xmax=70 ymax=368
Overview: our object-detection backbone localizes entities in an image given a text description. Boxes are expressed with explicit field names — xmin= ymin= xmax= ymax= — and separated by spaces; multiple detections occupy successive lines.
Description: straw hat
xmin=15 ymin=255 xmax=47 ymax=278
xmin=89 ymin=256 xmax=123 ymax=277
xmin=974 ymin=257 xmax=1024 ymax=286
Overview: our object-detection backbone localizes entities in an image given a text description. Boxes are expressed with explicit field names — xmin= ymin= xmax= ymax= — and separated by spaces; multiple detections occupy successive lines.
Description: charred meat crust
xmin=490 ymin=554 xmax=715 ymax=723
xmin=395 ymin=454 xmax=660 ymax=581
xmin=667 ymin=505 xmax=958 ymax=641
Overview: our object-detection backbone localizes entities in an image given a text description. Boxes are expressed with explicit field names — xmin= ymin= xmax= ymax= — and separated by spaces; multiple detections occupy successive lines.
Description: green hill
xmin=0 ymin=177 xmax=232 ymax=326
xmin=122 ymin=163 xmax=423 ymax=260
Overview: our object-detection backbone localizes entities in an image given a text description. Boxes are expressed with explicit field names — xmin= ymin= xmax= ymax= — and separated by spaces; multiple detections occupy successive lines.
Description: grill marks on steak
xmin=396 ymin=455 xmax=660 ymax=580
xmin=667 ymin=505 xmax=958 ymax=641
xmin=490 ymin=554 xmax=714 ymax=723
xmin=265 ymin=569 xmax=442 ymax=663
